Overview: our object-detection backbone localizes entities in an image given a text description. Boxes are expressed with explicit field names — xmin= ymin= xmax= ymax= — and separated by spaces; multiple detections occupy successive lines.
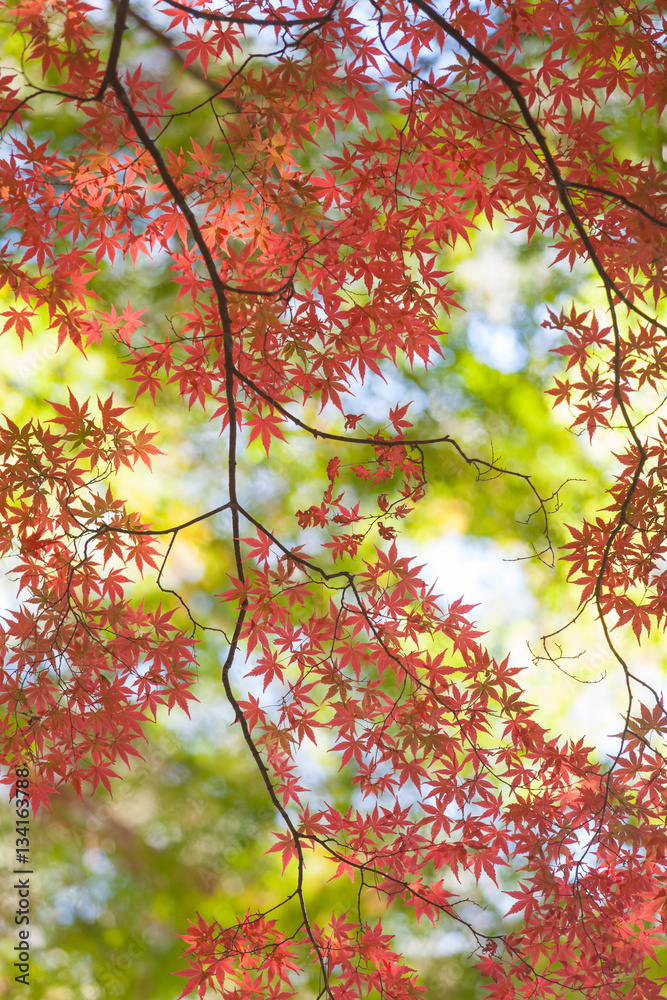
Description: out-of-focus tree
xmin=2 ymin=1 xmax=667 ymax=999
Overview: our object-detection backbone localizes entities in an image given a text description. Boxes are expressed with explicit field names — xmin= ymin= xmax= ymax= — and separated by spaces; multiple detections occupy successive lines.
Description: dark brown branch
xmin=106 ymin=59 xmax=244 ymax=584
xmin=406 ymin=1 xmax=666 ymax=916
xmin=99 ymin=502 xmax=232 ymax=537
xmin=110 ymin=0 xmax=223 ymax=95
xmin=159 ymin=0 xmax=335 ymax=27
xmin=100 ymin=12 xmax=334 ymax=984
xmin=565 ymin=180 xmax=667 ymax=233
xmin=233 ymin=365 xmax=556 ymax=557
xmin=408 ymin=0 xmax=667 ymax=339
xmin=97 ymin=0 xmax=130 ymax=99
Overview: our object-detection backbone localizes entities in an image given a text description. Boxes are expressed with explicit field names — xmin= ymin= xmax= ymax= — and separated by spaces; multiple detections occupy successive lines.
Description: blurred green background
xmin=1 ymin=2 xmax=666 ymax=998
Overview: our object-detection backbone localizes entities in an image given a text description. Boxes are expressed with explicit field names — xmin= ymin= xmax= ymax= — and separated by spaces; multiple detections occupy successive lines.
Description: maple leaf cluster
xmin=0 ymin=395 xmax=196 ymax=806
xmin=1 ymin=0 xmax=667 ymax=997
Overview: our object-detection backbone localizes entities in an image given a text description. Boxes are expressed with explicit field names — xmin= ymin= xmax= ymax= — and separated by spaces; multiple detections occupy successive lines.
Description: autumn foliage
xmin=1 ymin=0 xmax=667 ymax=995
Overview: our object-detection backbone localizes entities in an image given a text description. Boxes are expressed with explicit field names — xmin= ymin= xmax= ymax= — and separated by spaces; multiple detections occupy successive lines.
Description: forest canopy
xmin=1 ymin=0 xmax=667 ymax=998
